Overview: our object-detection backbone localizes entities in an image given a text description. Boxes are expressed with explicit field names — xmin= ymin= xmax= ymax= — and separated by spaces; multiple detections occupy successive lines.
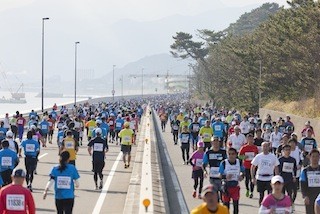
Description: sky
xmin=0 ymin=0 xmax=288 ymax=87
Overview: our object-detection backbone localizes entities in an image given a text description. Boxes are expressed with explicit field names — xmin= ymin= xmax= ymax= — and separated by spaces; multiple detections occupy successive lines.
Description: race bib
xmin=57 ymin=176 xmax=71 ymax=189
xmin=65 ymin=141 xmax=74 ymax=149
xmin=41 ymin=125 xmax=47 ymax=130
xmin=282 ymin=162 xmax=294 ymax=173
xmin=214 ymin=125 xmax=221 ymax=131
xmin=109 ymin=121 xmax=114 ymax=126
xmin=2 ymin=157 xmax=12 ymax=166
xmin=123 ymin=136 xmax=131 ymax=142
xmin=48 ymin=122 xmax=53 ymax=127
xmin=307 ymin=171 xmax=320 ymax=187
xmin=93 ymin=143 xmax=104 ymax=152
xmin=25 ymin=144 xmax=35 ymax=152
xmin=192 ymin=124 xmax=199 ymax=132
xmin=181 ymin=135 xmax=189 ymax=143
xmin=209 ymin=153 xmax=222 ymax=160
xmin=116 ymin=122 xmax=122 ymax=128
xmin=6 ymin=194 xmax=25 ymax=211
xmin=274 ymin=207 xmax=289 ymax=214
xmin=261 ymin=159 xmax=271 ymax=168
xmin=130 ymin=121 xmax=135 ymax=129
xmin=203 ymin=133 xmax=210 ymax=139
xmin=173 ymin=125 xmax=178 ymax=130
xmin=305 ymin=144 xmax=313 ymax=153
xmin=210 ymin=167 xmax=220 ymax=178
xmin=195 ymin=159 xmax=203 ymax=167
xmin=227 ymin=167 xmax=240 ymax=181
xmin=245 ymin=152 xmax=255 ymax=161
xmin=17 ymin=120 xmax=23 ymax=125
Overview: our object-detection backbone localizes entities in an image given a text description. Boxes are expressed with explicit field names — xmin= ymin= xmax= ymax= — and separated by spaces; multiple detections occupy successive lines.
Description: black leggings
xmin=25 ymin=157 xmax=37 ymax=185
xmin=194 ymin=177 xmax=204 ymax=194
xmin=181 ymin=145 xmax=190 ymax=162
xmin=224 ymin=201 xmax=239 ymax=214
xmin=1 ymin=169 xmax=12 ymax=186
xmin=245 ymin=168 xmax=254 ymax=192
xmin=161 ymin=121 xmax=166 ymax=130
xmin=173 ymin=131 xmax=178 ymax=143
xmin=55 ymin=198 xmax=74 ymax=214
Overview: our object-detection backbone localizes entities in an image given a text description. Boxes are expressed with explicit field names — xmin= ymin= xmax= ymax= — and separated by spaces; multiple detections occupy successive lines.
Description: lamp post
xmin=112 ymin=65 xmax=116 ymax=101
xmin=74 ymin=42 xmax=80 ymax=107
xmin=141 ymin=68 xmax=144 ymax=98
xmin=41 ymin=17 xmax=49 ymax=112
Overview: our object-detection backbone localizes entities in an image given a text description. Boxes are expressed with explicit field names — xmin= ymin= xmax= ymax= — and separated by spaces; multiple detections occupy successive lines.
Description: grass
xmin=264 ymin=98 xmax=320 ymax=118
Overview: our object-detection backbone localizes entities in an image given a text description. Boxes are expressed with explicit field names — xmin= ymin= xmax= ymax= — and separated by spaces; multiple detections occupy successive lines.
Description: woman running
xmin=189 ymin=141 xmax=205 ymax=199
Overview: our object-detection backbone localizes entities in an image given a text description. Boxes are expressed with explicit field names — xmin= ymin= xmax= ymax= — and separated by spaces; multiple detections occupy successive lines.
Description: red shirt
xmin=0 ymin=184 xmax=35 ymax=214
xmin=16 ymin=118 xmax=26 ymax=127
xmin=239 ymin=144 xmax=258 ymax=169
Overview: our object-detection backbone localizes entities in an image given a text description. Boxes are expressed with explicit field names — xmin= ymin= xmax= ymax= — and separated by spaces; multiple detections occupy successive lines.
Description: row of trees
xmin=171 ymin=0 xmax=320 ymax=112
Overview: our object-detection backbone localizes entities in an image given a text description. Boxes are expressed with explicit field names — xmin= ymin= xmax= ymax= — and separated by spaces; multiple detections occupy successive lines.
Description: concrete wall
xmin=259 ymin=108 xmax=320 ymax=142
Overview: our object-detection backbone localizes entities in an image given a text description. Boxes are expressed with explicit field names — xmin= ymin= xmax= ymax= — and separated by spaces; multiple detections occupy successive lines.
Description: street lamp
xmin=41 ymin=17 xmax=49 ymax=112
xmin=112 ymin=65 xmax=116 ymax=101
xmin=74 ymin=42 xmax=80 ymax=107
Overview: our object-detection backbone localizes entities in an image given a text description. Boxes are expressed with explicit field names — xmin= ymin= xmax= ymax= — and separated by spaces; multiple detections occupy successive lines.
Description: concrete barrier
xmin=260 ymin=108 xmax=319 ymax=142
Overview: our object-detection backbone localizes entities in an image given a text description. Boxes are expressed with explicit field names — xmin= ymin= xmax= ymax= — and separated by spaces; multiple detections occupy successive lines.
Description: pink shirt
xmin=260 ymin=194 xmax=291 ymax=213
xmin=190 ymin=150 xmax=204 ymax=171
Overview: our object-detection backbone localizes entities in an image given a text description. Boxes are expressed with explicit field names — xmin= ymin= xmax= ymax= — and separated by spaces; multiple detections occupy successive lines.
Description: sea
xmin=0 ymin=91 xmax=97 ymax=116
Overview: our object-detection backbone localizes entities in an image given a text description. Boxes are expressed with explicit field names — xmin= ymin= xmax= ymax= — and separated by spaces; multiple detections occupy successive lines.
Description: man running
xmin=118 ymin=122 xmax=134 ymax=168
xmin=0 ymin=140 xmax=19 ymax=186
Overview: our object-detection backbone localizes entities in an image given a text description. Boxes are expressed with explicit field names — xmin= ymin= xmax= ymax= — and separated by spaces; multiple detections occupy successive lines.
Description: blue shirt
xmin=115 ymin=118 xmax=124 ymax=131
xmin=40 ymin=120 xmax=49 ymax=134
xmin=212 ymin=121 xmax=225 ymax=138
xmin=199 ymin=118 xmax=207 ymax=128
xmin=57 ymin=131 xmax=64 ymax=145
xmin=51 ymin=111 xmax=58 ymax=120
xmin=50 ymin=164 xmax=80 ymax=199
xmin=100 ymin=122 xmax=110 ymax=138
xmin=0 ymin=127 xmax=7 ymax=135
xmin=20 ymin=139 xmax=40 ymax=157
xmin=0 ymin=174 xmax=3 ymax=186
xmin=92 ymin=127 xmax=107 ymax=139
xmin=0 ymin=148 xmax=18 ymax=172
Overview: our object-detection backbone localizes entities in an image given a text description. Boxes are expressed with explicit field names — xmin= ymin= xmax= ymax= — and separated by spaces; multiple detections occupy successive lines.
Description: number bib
xmin=195 ymin=159 xmax=203 ymax=167
xmin=25 ymin=144 xmax=35 ymax=152
xmin=173 ymin=125 xmax=178 ymax=130
xmin=245 ymin=152 xmax=255 ymax=161
xmin=209 ymin=153 xmax=223 ymax=160
xmin=227 ymin=167 xmax=240 ymax=181
xmin=210 ymin=167 xmax=220 ymax=178
xmin=109 ymin=121 xmax=114 ymax=126
xmin=307 ymin=171 xmax=320 ymax=187
xmin=181 ymin=135 xmax=189 ymax=143
xmin=93 ymin=143 xmax=104 ymax=152
xmin=116 ymin=122 xmax=122 ymax=128
xmin=130 ymin=122 xmax=135 ymax=129
xmin=192 ymin=124 xmax=199 ymax=132
xmin=214 ymin=125 xmax=221 ymax=131
xmin=41 ymin=125 xmax=47 ymax=130
xmin=274 ymin=207 xmax=288 ymax=214
xmin=18 ymin=120 xmax=23 ymax=125
xmin=282 ymin=162 xmax=294 ymax=173
xmin=57 ymin=176 xmax=71 ymax=189
xmin=305 ymin=144 xmax=313 ymax=153
xmin=65 ymin=141 xmax=74 ymax=149
xmin=2 ymin=157 xmax=12 ymax=166
xmin=261 ymin=159 xmax=271 ymax=168
xmin=123 ymin=136 xmax=131 ymax=142
xmin=6 ymin=194 xmax=25 ymax=211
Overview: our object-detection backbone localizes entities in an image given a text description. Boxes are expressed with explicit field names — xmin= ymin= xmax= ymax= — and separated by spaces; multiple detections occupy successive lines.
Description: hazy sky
xmin=0 ymin=0 xmax=288 ymax=86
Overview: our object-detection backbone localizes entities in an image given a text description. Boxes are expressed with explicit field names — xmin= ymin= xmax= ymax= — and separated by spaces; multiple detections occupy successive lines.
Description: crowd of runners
xmin=0 ymin=99 xmax=146 ymax=213
xmin=0 ymin=94 xmax=319 ymax=213
xmin=154 ymin=97 xmax=320 ymax=214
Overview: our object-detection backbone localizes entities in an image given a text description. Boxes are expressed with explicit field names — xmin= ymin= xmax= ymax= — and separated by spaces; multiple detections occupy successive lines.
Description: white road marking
xmin=92 ymin=151 xmax=122 ymax=214
xmin=38 ymin=153 xmax=48 ymax=159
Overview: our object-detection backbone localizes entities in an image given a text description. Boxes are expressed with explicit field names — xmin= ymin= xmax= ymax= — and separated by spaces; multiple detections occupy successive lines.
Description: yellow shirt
xmin=86 ymin=120 xmax=96 ymax=137
xmin=63 ymin=137 xmax=76 ymax=160
xmin=199 ymin=127 xmax=213 ymax=143
xmin=191 ymin=203 xmax=228 ymax=214
xmin=177 ymin=114 xmax=184 ymax=122
xmin=119 ymin=128 xmax=134 ymax=145
xmin=180 ymin=121 xmax=190 ymax=129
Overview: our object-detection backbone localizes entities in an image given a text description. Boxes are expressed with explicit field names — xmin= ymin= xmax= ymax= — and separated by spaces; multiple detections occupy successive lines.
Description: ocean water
xmin=0 ymin=91 xmax=93 ymax=116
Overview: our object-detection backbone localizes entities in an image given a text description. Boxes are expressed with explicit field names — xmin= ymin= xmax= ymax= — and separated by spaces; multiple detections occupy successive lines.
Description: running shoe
xmin=192 ymin=191 xmax=196 ymax=198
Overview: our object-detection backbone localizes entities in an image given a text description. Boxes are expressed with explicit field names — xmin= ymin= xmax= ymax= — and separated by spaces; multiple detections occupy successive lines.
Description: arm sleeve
xmin=74 ymin=179 xmax=80 ymax=188
xmin=45 ymin=179 xmax=55 ymax=190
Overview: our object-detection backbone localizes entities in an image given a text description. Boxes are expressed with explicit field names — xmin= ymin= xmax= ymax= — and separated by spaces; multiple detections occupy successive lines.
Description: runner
xmin=40 ymin=117 xmax=49 ymax=147
xmin=212 ymin=117 xmax=225 ymax=148
xmin=9 ymin=114 xmax=17 ymax=139
xmin=43 ymin=151 xmax=80 ymax=214
xmin=0 ymin=140 xmax=19 ymax=186
xmin=203 ymin=136 xmax=227 ymax=200
xmin=238 ymin=133 xmax=258 ymax=198
xmin=189 ymin=141 xmax=205 ymax=199
xmin=118 ymin=122 xmax=135 ymax=168
xmin=190 ymin=184 xmax=229 ymax=214
xmin=19 ymin=131 xmax=40 ymax=192
xmin=85 ymin=115 xmax=96 ymax=141
xmin=199 ymin=120 xmax=213 ymax=151
xmin=189 ymin=115 xmax=200 ymax=151
xmin=289 ymin=138 xmax=302 ymax=205
xmin=251 ymin=142 xmax=280 ymax=205
xmin=115 ymin=115 xmax=124 ymax=145
xmin=300 ymin=128 xmax=317 ymax=167
xmin=5 ymin=131 xmax=19 ymax=154
xmin=219 ymin=147 xmax=245 ymax=214
xmin=228 ymin=126 xmax=246 ymax=152
xmin=0 ymin=169 xmax=35 ymax=214
xmin=159 ymin=110 xmax=168 ymax=132
xmin=60 ymin=130 xmax=78 ymax=166
xmin=270 ymin=126 xmax=282 ymax=154
xmin=47 ymin=114 xmax=56 ymax=144
xmin=179 ymin=126 xmax=191 ymax=165
xmin=108 ymin=113 xmax=116 ymax=143
xmin=254 ymin=129 xmax=264 ymax=152
xmin=300 ymin=149 xmax=320 ymax=214
xmin=87 ymin=128 xmax=108 ymax=190
xmin=170 ymin=115 xmax=180 ymax=145
xmin=278 ymin=144 xmax=297 ymax=203
xmin=259 ymin=175 xmax=292 ymax=213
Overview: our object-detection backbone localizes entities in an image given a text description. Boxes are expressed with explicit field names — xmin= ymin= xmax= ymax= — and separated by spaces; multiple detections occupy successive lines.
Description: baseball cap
xmin=95 ymin=128 xmax=102 ymax=134
xmin=96 ymin=120 xmax=102 ymax=125
xmin=271 ymin=175 xmax=284 ymax=184
xmin=6 ymin=131 xmax=13 ymax=138
xmin=12 ymin=168 xmax=26 ymax=178
xmin=124 ymin=122 xmax=130 ymax=128
xmin=201 ymin=184 xmax=217 ymax=197
xmin=197 ymin=141 xmax=204 ymax=148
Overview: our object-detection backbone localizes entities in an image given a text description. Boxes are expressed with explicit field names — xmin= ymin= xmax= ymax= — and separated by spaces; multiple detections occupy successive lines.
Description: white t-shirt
xmin=229 ymin=133 xmax=246 ymax=152
xmin=240 ymin=121 xmax=250 ymax=134
xmin=251 ymin=153 xmax=280 ymax=181
xmin=290 ymin=147 xmax=301 ymax=178
xmin=270 ymin=132 xmax=282 ymax=148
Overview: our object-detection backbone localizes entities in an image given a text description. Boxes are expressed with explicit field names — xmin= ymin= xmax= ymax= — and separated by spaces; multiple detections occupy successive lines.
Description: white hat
xmin=271 ymin=175 xmax=284 ymax=184
xmin=6 ymin=130 xmax=13 ymax=138
xmin=95 ymin=128 xmax=102 ymax=134
xmin=96 ymin=120 xmax=102 ymax=125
